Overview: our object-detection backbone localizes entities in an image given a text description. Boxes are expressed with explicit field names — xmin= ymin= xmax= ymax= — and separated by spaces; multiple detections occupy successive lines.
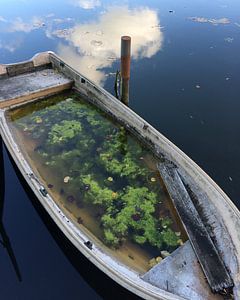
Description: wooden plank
xmin=158 ymin=162 xmax=233 ymax=293
xmin=0 ymin=82 xmax=73 ymax=109
xmin=7 ymin=61 xmax=34 ymax=77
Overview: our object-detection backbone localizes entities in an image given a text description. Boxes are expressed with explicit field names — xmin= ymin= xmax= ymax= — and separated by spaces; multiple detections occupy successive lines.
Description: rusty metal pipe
xmin=121 ymin=36 xmax=131 ymax=106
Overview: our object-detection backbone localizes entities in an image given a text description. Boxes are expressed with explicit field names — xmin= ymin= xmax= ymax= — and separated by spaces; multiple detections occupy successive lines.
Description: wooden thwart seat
xmin=0 ymin=68 xmax=73 ymax=109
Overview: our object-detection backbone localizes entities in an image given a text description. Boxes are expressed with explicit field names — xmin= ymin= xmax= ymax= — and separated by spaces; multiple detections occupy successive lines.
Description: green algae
xmin=9 ymin=91 xmax=183 ymax=254
xmin=48 ymin=120 xmax=82 ymax=145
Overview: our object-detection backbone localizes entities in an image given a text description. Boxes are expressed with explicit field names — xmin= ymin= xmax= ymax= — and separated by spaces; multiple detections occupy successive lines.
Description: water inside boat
xmin=7 ymin=91 xmax=186 ymax=273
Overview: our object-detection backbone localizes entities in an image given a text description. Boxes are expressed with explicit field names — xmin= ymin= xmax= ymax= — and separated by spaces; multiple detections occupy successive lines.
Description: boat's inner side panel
xmin=6 ymin=90 xmax=186 ymax=273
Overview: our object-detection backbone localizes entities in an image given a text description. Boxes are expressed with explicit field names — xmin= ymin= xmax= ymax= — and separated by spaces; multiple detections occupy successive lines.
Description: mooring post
xmin=121 ymin=36 xmax=131 ymax=106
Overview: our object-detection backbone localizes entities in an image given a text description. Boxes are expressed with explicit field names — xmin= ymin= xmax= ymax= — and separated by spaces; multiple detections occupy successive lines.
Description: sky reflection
xmin=0 ymin=4 xmax=163 ymax=85
xmin=57 ymin=6 xmax=163 ymax=84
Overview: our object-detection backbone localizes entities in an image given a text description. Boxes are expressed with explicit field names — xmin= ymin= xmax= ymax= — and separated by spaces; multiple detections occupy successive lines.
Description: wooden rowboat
xmin=0 ymin=52 xmax=239 ymax=300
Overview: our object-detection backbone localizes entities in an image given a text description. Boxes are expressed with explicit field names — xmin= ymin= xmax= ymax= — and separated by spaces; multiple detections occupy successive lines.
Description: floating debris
xmin=150 ymin=177 xmax=156 ymax=182
xmin=107 ymin=56 xmax=117 ymax=61
xmin=149 ymin=258 xmax=157 ymax=268
xmin=229 ymin=176 xmax=233 ymax=182
xmin=52 ymin=28 xmax=74 ymax=38
xmin=47 ymin=183 xmax=53 ymax=189
xmin=178 ymin=239 xmax=184 ymax=246
xmin=107 ymin=176 xmax=113 ymax=182
xmin=33 ymin=21 xmax=45 ymax=28
xmin=161 ymin=250 xmax=170 ymax=258
xmin=90 ymin=40 xmax=103 ymax=47
xmin=224 ymin=37 xmax=234 ymax=43
xmin=131 ymin=213 xmax=141 ymax=221
xmin=112 ymin=192 xmax=118 ymax=198
xmin=105 ymin=72 xmax=117 ymax=77
xmin=188 ymin=17 xmax=230 ymax=25
xmin=35 ymin=116 xmax=43 ymax=123
xmin=226 ymin=77 xmax=230 ymax=81
xmin=156 ymin=256 xmax=163 ymax=263
xmin=169 ymin=10 xmax=175 ymax=13
xmin=195 ymin=84 xmax=201 ymax=89
xmin=77 ymin=217 xmax=83 ymax=224
xmin=84 ymin=184 xmax=90 ymax=191
xmin=67 ymin=195 xmax=75 ymax=203
xmin=64 ymin=176 xmax=71 ymax=183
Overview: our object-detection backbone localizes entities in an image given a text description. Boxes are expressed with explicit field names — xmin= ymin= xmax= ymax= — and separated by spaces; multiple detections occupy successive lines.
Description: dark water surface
xmin=0 ymin=0 xmax=240 ymax=299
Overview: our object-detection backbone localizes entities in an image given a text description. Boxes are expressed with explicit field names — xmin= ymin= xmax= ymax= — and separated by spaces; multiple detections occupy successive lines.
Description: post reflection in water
xmin=0 ymin=138 xmax=22 ymax=282
xmin=56 ymin=6 xmax=163 ymax=86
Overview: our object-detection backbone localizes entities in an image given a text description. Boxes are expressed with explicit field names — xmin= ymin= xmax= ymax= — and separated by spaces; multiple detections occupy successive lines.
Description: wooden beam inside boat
xmin=158 ymin=162 xmax=233 ymax=294
xmin=0 ymin=82 xmax=72 ymax=109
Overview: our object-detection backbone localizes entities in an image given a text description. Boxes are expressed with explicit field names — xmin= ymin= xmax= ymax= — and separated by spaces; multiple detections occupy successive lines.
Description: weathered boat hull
xmin=0 ymin=52 xmax=239 ymax=300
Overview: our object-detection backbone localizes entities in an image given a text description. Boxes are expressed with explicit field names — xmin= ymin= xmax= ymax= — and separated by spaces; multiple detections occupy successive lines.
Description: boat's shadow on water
xmin=0 ymin=139 xmax=22 ymax=282
xmin=3 ymin=143 xmax=140 ymax=300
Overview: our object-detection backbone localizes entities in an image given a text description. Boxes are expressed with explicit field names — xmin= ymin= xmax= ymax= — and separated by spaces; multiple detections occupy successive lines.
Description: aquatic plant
xmin=101 ymin=187 xmax=158 ymax=246
xmin=161 ymin=228 xmax=180 ymax=247
xmin=12 ymin=92 xmax=182 ymax=253
xmin=99 ymin=146 xmax=147 ymax=179
xmin=81 ymin=174 xmax=118 ymax=206
xmin=47 ymin=120 xmax=82 ymax=145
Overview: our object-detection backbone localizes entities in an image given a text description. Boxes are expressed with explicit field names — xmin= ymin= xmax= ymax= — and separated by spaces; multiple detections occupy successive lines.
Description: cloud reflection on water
xmin=71 ymin=0 xmax=101 ymax=10
xmin=0 ymin=38 xmax=23 ymax=53
xmin=56 ymin=6 xmax=163 ymax=85
xmin=0 ymin=5 xmax=163 ymax=85
xmin=8 ymin=16 xmax=46 ymax=33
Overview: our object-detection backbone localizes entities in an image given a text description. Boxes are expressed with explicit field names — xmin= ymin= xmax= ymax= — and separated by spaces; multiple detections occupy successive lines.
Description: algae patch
xmin=9 ymin=92 xmax=184 ymax=256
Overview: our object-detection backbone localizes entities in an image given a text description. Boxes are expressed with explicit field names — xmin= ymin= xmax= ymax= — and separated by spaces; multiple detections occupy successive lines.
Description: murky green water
xmin=8 ymin=91 xmax=184 ymax=271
